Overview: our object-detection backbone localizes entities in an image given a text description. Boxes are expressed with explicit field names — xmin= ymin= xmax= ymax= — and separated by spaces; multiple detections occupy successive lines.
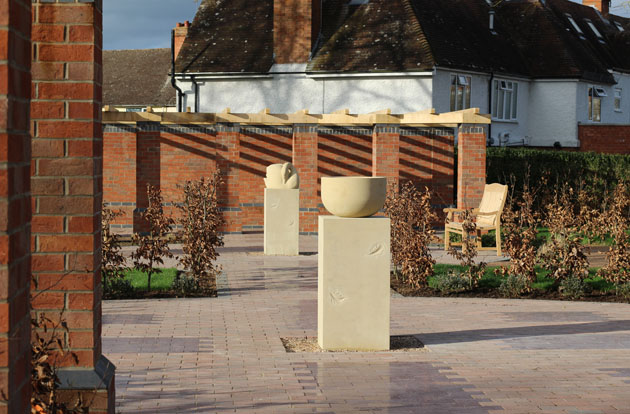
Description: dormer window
xmin=566 ymin=14 xmax=586 ymax=39
xmin=586 ymin=20 xmax=605 ymax=43
xmin=450 ymin=74 xmax=471 ymax=111
xmin=588 ymin=86 xmax=603 ymax=122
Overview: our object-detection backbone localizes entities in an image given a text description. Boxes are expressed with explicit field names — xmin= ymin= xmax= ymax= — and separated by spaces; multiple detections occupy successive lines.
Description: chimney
xmin=274 ymin=0 xmax=322 ymax=64
xmin=173 ymin=20 xmax=190 ymax=59
xmin=583 ymin=0 xmax=610 ymax=15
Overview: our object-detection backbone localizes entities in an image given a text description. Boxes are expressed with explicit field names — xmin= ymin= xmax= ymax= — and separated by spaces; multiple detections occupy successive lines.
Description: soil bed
xmin=281 ymin=335 xmax=426 ymax=353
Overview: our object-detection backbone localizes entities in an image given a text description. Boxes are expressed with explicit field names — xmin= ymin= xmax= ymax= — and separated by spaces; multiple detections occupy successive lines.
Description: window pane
xmin=464 ymin=85 xmax=471 ymax=109
xmin=450 ymin=85 xmax=455 ymax=111
xmin=498 ymin=89 xmax=504 ymax=120
xmin=512 ymin=83 xmax=518 ymax=119
xmin=505 ymin=90 xmax=512 ymax=119
xmin=588 ymin=93 xmax=593 ymax=120
xmin=595 ymin=97 xmax=601 ymax=121
xmin=457 ymin=86 xmax=464 ymax=110
xmin=451 ymin=75 xmax=456 ymax=85
xmin=492 ymin=81 xmax=498 ymax=117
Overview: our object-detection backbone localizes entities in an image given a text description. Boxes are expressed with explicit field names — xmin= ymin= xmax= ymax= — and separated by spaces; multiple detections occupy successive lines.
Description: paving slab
xmin=104 ymin=233 xmax=630 ymax=413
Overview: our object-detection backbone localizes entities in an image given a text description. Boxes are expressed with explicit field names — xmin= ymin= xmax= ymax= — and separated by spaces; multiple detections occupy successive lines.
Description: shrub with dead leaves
xmin=385 ymin=182 xmax=437 ymax=288
xmin=447 ymin=209 xmax=487 ymax=290
xmin=538 ymin=188 xmax=589 ymax=283
xmin=597 ymin=181 xmax=630 ymax=291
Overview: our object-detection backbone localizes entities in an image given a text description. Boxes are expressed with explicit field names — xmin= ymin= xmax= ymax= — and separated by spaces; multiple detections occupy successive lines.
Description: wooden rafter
xmin=102 ymin=107 xmax=491 ymax=127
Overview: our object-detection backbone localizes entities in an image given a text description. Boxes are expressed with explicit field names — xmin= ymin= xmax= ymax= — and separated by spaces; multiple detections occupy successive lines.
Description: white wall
xmin=527 ymin=80 xmax=579 ymax=147
xmin=433 ymin=69 xmax=531 ymax=146
xmin=176 ymin=73 xmax=434 ymax=114
xmin=576 ymin=73 xmax=630 ymax=125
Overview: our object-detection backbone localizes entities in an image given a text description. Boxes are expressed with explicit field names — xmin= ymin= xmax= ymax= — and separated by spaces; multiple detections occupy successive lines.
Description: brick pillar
xmin=372 ymin=124 xmax=400 ymax=192
xmin=135 ymin=122 xmax=161 ymax=233
xmin=457 ymin=125 xmax=487 ymax=209
xmin=0 ymin=0 xmax=32 ymax=411
xmin=293 ymin=124 xmax=318 ymax=234
xmin=216 ymin=124 xmax=241 ymax=233
xmin=31 ymin=0 xmax=114 ymax=411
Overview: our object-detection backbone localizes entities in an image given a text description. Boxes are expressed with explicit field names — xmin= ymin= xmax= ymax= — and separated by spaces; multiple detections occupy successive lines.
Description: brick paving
xmin=103 ymin=234 xmax=630 ymax=413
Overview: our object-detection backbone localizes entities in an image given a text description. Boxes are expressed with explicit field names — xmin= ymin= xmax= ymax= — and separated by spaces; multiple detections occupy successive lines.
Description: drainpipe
xmin=488 ymin=71 xmax=494 ymax=146
xmin=191 ymin=76 xmax=199 ymax=113
xmin=171 ymin=29 xmax=184 ymax=112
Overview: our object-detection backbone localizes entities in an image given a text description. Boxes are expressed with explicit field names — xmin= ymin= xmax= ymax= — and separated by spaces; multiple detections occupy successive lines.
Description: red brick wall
xmin=578 ymin=124 xmax=630 ymax=154
xmin=457 ymin=126 xmax=486 ymax=209
xmin=0 ymin=0 xmax=32 ymax=411
xmin=104 ymin=123 xmax=459 ymax=234
xmin=273 ymin=0 xmax=313 ymax=64
xmin=31 ymin=0 xmax=114 ymax=411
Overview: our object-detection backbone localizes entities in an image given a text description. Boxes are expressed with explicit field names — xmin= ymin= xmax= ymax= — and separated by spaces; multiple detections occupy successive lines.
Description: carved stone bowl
xmin=321 ymin=176 xmax=387 ymax=218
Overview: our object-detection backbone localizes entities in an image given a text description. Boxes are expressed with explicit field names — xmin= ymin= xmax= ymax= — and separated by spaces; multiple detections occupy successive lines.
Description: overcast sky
xmin=103 ymin=0 xmax=630 ymax=51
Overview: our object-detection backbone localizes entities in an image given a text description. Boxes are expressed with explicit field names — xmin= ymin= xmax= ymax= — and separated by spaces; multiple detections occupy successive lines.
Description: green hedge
xmin=487 ymin=148 xmax=630 ymax=197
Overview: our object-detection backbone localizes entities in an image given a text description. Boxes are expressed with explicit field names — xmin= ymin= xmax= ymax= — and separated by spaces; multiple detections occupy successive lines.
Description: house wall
xmin=433 ymin=69 xmax=531 ymax=146
xmin=527 ymin=80 xmax=579 ymax=147
xmin=176 ymin=73 xmax=433 ymax=114
xmin=103 ymin=123 xmax=457 ymax=234
xmin=576 ymin=74 xmax=630 ymax=125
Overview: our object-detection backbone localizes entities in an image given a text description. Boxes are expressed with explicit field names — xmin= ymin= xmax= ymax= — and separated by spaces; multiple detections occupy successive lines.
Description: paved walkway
xmin=104 ymin=235 xmax=630 ymax=413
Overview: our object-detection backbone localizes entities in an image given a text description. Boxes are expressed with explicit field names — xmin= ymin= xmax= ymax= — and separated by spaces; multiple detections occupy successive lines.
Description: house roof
xmin=176 ymin=0 xmax=630 ymax=83
xmin=175 ymin=0 xmax=273 ymax=73
xmin=103 ymin=49 xmax=176 ymax=107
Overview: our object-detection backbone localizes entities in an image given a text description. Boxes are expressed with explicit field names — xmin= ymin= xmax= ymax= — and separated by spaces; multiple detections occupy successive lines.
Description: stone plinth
xmin=264 ymin=189 xmax=299 ymax=255
xmin=318 ymin=216 xmax=390 ymax=351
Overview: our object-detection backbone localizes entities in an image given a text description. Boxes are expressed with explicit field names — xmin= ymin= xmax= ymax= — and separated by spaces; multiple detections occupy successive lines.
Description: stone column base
xmin=57 ymin=355 xmax=116 ymax=413
xmin=264 ymin=189 xmax=299 ymax=255
xmin=318 ymin=215 xmax=390 ymax=351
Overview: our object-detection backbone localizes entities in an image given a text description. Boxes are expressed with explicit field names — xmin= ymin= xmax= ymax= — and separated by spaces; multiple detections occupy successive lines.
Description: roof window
xmin=614 ymin=21 xmax=624 ymax=32
xmin=565 ymin=14 xmax=586 ymax=39
xmin=585 ymin=20 xmax=605 ymax=43
xmin=591 ymin=87 xmax=607 ymax=97
xmin=348 ymin=0 xmax=368 ymax=4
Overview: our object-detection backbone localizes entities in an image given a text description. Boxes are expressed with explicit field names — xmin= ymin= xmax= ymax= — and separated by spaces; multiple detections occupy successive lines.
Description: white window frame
xmin=450 ymin=74 xmax=471 ymax=112
xmin=614 ymin=88 xmax=622 ymax=112
xmin=492 ymin=79 xmax=518 ymax=121
xmin=614 ymin=21 xmax=624 ymax=32
xmin=566 ymin=14 xmax=585 ymax=39
xmin=588 ymin=86 xmax=602 ymax=122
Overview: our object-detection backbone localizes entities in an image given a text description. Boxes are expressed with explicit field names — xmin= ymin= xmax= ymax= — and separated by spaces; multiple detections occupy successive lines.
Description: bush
xmin=177 ymin=173 xmax=224 ymax=294
xmin=487 ymin=147 xmax=630 ymax=205
xmin=102 ymin=206 xmax=128 ymax=299
xmin=433 ymin=271 xmax=470 ymax=293
xmin=619 ymin=283 xmax=630 ymax=302
xmin=597 ymin=181 xmax=630 ymax=291
xmin=559 ymin=276 xmax=587 ymax=300
xmin=385 ymin=182 xmax=437 ymax=288
xmin=171 ymin=272 xmax=204 ymax=296
xmin=103 ymin=277 xmax=135 ymax=299
xmin=498 ymin=274 xmax=529 ymax=298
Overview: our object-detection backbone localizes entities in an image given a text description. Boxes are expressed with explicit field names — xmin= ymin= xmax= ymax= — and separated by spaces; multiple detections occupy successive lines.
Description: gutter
xmin=171 ymin=29 xmax=184 ymax=112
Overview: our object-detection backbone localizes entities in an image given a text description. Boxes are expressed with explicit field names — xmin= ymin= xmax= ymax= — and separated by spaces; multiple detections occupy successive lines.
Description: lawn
xmin=124 ymin=268 xmax=178 ymax=291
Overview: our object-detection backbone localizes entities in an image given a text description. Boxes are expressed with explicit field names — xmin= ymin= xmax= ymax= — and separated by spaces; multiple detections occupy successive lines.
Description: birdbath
xmin=318 ymin=176 xmax=390 ymax=351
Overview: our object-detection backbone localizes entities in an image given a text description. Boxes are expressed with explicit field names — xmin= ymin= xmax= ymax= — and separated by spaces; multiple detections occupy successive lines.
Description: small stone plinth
xmin=264 ymin=188 xmax=299 ymax=255
xmin=318 ymin=215 xmax=390 ymax=351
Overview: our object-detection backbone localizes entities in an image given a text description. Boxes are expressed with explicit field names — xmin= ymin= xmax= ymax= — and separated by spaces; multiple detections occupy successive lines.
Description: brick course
xmin=0 ymin=0 xmax=32 ymax=412
xmin=578 ymin=124 xmax=630 ymax=154
xmin=457 ymin=126 xmax=486 ymax=209
xmin=103 ymin=123 xmax=461 ymax=234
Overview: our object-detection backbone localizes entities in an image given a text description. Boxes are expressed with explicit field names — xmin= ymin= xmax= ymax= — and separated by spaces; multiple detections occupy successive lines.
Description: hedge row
xmin=486 ymin=147 xmax=630 ymax=197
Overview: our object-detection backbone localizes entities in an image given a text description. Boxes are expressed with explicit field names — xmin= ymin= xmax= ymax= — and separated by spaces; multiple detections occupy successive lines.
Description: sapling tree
xmin=177 ymin=172 xmax=225 ymax=294
xmin=447 ymin=209 xmax=487 ymax=290
xmin=131 ymin=184 xmax=174 ymax=291
xmin=101 ymin=206 xmax=129 ymax=298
